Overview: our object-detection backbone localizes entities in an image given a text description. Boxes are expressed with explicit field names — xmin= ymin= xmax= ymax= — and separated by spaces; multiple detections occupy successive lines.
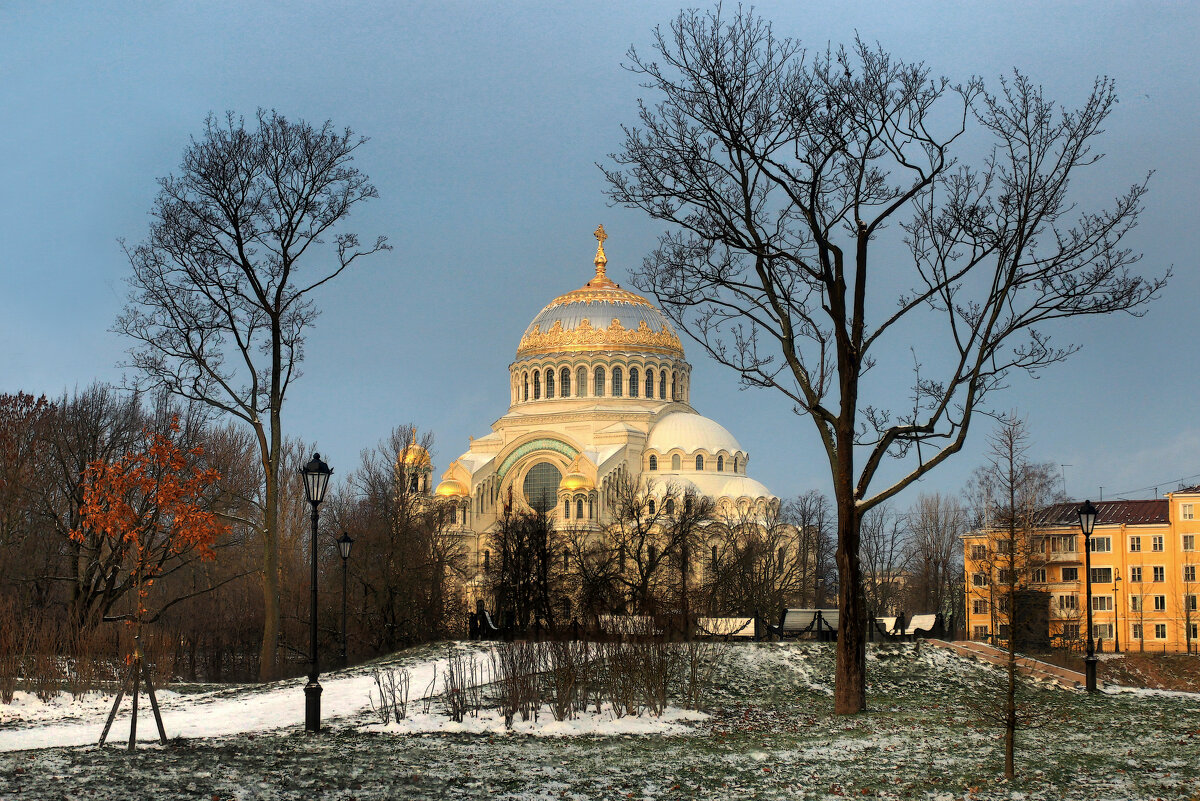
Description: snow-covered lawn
xmin=1 ymin=641 xmax=1198 ymax=800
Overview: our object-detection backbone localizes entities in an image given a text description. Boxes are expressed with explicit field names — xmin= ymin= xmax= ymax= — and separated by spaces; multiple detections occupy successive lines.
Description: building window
xmin=648 ymin=499 xmax=656 ymax=515
xmin=649 ymin=455 xmax=658 ymax=471
xmin=1185 ymin=565 xmax=1197 ymax=583
xmin=685 ymin=496 xmax=693 ymax=513
xmin=1062 ymin=624 xmax=1080 ymax=640
xmin=695 ymin=454 xmax=704 ymax=471
xmin=1061 ymin=567 xmax=1079 ymax=582
xmin=1092 ymin=623 xmax=1114 ymax=640
xmin=970 ymin=544 xmax=987 ymax=561
xmin=523 ymin=372 xmax=529 ymax=401
xmin=1031 ymin=568 xmax=1047 ymax=583
xmin=717 ymin=455 xmax=724 ymax=472
xmin=1184 ymin=534 xmax=1196 ymax=552
xmin=1130 ymin=566 xmax=1142 ymax=583
xmin=612 ymin=367 xmax=623 ymax=397
xmin=1153 ymin=595 xmax=1166 ymax=611
xmin=588 ymin=496 xmax=594 ymax=519
xmin=1155 ymin=623 xmax=1167 ymax=639
xmin=997 ymin=569 xmax=1014 ymax=584
xmin=594 ymin=367 xmax=605 ymax=397
xmin=546 ymin=369 xmax=555 ymax=398
xmin=972 ymin=625 xmax=989 ymax=641
xmin=1132 ymin=623 xmax=1143 ymax=640
xmin=711 ymin=545 xmax=718 ymax=565
xmin=1186 ymin=594 xmax=1197 ymax=611
xmin=1152 ymin=535 xmax=1164 ymax=552
xmin=522 ymin=462 xmax=562 ymax=513
xmin=1090 ymin=567 xmax=1113 ymax=584
xmin=666 ymin=498 xmax=675 ymax=515
xmin=1089 ymin=536 xmax=1111 ymax=553
xmin=1129 ymin=536 xmax=1141 ymax=553
xmin=1058 ymin=595 xmax=1078 ymax=610
xmin=1192 ymin=623 xmax=1199 ymax=641
xmin=1130 ymin=596 xmax=1141 ymax=612
xmin=1051 ymin=536 xmax=1077 ymax=553
xmin=733 ymin=456 xmax=739 ymax=473
xmin=671 ymin=454 xmax=681 ymax=471
xmin=533 ymin=371 xmax=541 ymax=399
xmin=972 ymin=600 xmax=988 ymax=615
xmin=561 ymin=367 xmax=571 ymax=397
xmin=777 ymin=547 xmax=786 ymax=568
xmin=1153 ymin=566 xmax=1165 ymax=582
xmin=563 ymin=498 xmax=570 ymax=517
xmin=645 ymin=369 xmax=656 ymax=398
xmin=1092 ymin=596 xmax=1113 ymax=611
xmin=1184 ymin=503 xmax=1195 ymax=520
xmin=972 ymin=573 xmax=988 ymax=587
xmin=483 ymin=550 xmax=490 ymax=572
xmin=576 ymin=498 xmax=584 ymax=518
xmin=659 ymin=372 xmax=667 ymax=399
xmin=630 ymin=367 xmax=639 ymax=397
xmin=671 ymin=373 xmax=677 ymax=400
xmin=996 ymin=539 xmax=1013 ymax=554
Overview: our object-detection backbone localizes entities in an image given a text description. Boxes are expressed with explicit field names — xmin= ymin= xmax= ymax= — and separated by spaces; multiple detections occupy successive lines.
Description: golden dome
xmin=515 ymin=226 xmax=684 ymax=359
xmin=435 ymin=477 xmax=468 ymax=497
xmin=559 ymin=455 xmax=594 ymax=492
xmin=395 ymin=433 xmax=431 ymax=469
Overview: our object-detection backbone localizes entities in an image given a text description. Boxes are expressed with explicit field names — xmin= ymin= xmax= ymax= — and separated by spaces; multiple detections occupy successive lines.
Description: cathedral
xmin=431 ymin=226 xmax=778 ymax=575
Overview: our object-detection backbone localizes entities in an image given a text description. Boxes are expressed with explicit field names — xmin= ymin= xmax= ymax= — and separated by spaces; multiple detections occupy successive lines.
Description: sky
xmin=1 ymin=1 xmax=1197 ymax=509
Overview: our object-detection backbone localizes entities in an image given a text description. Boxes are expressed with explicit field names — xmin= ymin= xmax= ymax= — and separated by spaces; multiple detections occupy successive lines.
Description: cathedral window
xmin=533 ymin=371 xmax=541 ymax=399
xmin=588 ymin=495 xmax=594 ymax=519
xmin=546 ymin=369 xmax=555 ymax=398
xmin=666 ymin=498 xmax=675 ymax=515
xmin=695 ymin=455 xmax=704 ymax=471
xmin=648 ymin=499 xmax=656 ymax=515
xmin=671 ymin=373 xmax=678 ymax=400
xmin=522 ymin=462 xmax=562 ymax=513
xmin=483 ymin=550 xmax=490 ymax=572
xmin=649 ymin=455 xmax=657 ymax=471
xmin=717 ymin=455 xmax=724 ymax=472
xmin=672 ymin=454 xmax=681 ymax=471
xmin=712 ymin=545 xmax=718 ymax=566
xmin=594 ymin=366 xmax=605 ymax=397
xmin=733 ymin=457 xmax=739 ymax=473
xmin=577 ymin=367 xmax=587 ymax=397
xmin=576 ymin=497 xmax=584 ymax=518
xmin=612 ymin=367 xmax=623 ymax=396
xmin=659 ymin=372 xmax=666 ymax=399
xmin=630 ymin=368 xmax=639 ymax=397
xmin=561 ymin=367 xmax=571 ymax=397
xmin=685 ymin=496 xmax=693 ymax=513
xmin=563 ymin=498 xmax=570 ymax=517
xmin=523 ymin=372 xmax=529 ymax=401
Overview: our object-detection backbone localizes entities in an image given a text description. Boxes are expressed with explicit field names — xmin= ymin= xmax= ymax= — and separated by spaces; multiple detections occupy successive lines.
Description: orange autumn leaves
xmin=71 ymin=416 xmax=227 ymax=618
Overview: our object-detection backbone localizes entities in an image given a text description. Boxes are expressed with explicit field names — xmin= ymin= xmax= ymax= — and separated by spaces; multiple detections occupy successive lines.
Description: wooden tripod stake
xmin=99 ymin=592 xmax=168 ymax=750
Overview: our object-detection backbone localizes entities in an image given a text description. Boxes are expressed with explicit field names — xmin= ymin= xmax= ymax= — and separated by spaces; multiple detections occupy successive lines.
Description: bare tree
xmin=116 ymin=111 xmax=389 ymax=679
xmin=605 ymin=7 xmax=1165 ymax=712
xmin=859 ymin=503 xmax=909 ymax=617
xmin=906 ymin=493 xmax=967 ymax=617
xmin=704 ymin=501 xmax=803 ymax=626
xmin=787 ymin=490 xmax=836 ymax=607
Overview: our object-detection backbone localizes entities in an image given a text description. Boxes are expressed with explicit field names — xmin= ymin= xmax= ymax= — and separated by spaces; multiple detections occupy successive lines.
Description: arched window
xmin=588 ymin=495 xmax=594 ymax=519
xmin=665 ymin=498 xmax=675 ymax=515
xmin=461 ymin=506 xmax=467 ymax=525
xmin=711 ymin=545 xmax=718 ymax=565
xmin=671 ymin=373 xmax=677 ymax=400
xmin=695 ymin=454 xmax=704 ymax=471
xmin=546 ymin=369 xmax=555 ymax=399
xmin=733 ymin=457 xmax=739 ymax=473
xmin=778 ymin=547 xmax=786 ymax=568
xmin=561 ymin=367 xmax=571 ymax=397
xmin=576 ymin=497 xmax=584 ymax=518
xmin=685 ymin=496 xmax=693 ymax=513
xmin=630 ymin=368 xmax=639 ymax=397
xmin=563 ymin=498 xmax=570 ymax=517
xmin=717 ymin=455 xmax=724 ymax=472
xmin=577 ymin=367 xmax=587 ymax=397
xmin=648 ymin=499 xmax=656 ymax=515
xmin=594 ymin=366 xmax=605 ymax=397
xmin=645 ymin=369 xmax=654 ymax=398
xmin=533 ymin=371 xmax=541 ymax=399
xmin=522 ymin=462 xmax=562 ymax=513
xmin=649 ymin=455 xmax=658 ymax=471
xmin=659 ymin=372 xmax=667 ymax=399
xmin=612 ymin=367 xmax=623 ymax=397
xmin=671 ymin=454 xmax=681 ymax=471
xmin=483 ymin=550 xmax=490 ymax=572
xmin=523 ymin=372 xmax=529 ymax=401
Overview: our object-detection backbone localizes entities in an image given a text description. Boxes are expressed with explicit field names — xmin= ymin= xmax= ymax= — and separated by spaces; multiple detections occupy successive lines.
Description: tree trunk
xmin=256 ymin=414 xmax=281 ymax=681
xmin=834 ymin=479 xmax=866 ymax=714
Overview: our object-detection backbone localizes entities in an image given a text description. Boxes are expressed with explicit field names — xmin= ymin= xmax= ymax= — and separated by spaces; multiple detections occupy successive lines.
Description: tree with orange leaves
xmin=73 ymin=415 xmax=227 ymax=749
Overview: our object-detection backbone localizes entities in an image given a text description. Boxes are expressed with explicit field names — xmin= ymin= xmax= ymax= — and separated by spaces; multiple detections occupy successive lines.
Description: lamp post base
xmin=304 ymin=680 xmax=323 ymax=732
xmin=1083 ymin=655 xmax=1098 ymax=693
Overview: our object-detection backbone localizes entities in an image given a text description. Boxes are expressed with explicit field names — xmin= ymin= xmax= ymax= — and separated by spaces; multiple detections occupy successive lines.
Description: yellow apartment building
xmin=963 ymin=488 xmax=1200 ymax=654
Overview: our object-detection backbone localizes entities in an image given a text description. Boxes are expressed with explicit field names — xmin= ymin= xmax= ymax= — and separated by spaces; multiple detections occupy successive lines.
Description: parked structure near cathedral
xmin=964 ymin=490 xmax=1200 ymax=653
xmin=430 ymin=226 xmax=780 ymax=586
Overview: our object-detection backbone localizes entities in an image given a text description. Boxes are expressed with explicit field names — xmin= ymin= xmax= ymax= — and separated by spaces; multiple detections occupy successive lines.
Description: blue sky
xmin=2 ymin=1 xmax=1196 ymax=507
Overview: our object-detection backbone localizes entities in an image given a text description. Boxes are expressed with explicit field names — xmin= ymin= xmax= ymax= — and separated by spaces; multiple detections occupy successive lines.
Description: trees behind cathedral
xmin=605 ymin=6 xmax=1166 ymax=712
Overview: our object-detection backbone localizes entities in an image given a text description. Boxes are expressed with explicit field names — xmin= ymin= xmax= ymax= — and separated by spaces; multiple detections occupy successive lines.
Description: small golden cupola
xmin=559 ymin=454 xmax=595 ymax=492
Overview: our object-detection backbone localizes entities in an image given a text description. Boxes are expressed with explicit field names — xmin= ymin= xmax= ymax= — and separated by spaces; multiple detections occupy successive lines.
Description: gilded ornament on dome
xmin=516 ymin=315 xmax=684 ymax=356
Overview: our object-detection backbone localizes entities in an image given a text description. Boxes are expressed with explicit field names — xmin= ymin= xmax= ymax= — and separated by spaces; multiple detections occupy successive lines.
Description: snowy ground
xmin=1 ymin=641 xmax=1198 ymax=800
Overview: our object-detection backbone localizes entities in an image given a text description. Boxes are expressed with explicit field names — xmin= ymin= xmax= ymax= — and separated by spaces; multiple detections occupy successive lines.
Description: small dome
xmin=560 ymin=455 xmax=594 ymax=491
xmin=398 ymin=446 xmax=431 ymax=468
xmin=647 ymin=412 xmax=743 ymax=455
xmin=435 ymin=478 xmax=468 ymax=497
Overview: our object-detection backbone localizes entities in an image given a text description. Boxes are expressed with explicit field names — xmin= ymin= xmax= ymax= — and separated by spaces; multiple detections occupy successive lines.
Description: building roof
xmin=647 ymin=411 xmax=743 ymax=455
xmin=1033 ymin=500 xmax=1169 ymax=527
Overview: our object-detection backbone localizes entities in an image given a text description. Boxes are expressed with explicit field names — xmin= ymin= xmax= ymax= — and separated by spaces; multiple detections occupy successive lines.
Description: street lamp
xmin=337 ymin=532 xmax=354 ymax=668
xmin=301 ymin=452 xmax=333 ymax=733
xmin=1078 ymin=499 xmax=1098 ymax=692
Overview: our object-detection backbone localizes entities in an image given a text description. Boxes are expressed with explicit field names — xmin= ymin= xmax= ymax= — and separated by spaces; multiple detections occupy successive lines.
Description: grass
xmin=1 ymin=641 xmax=1197 ymax=800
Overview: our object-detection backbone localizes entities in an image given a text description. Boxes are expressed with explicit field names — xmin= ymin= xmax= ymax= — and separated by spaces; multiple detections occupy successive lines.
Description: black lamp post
xmin=1113 ymin=568 xmax=1121 ymax=653
xmin=337 ymin=532 xmax=354 ymax=668
xmin=1078 ymin=499 xmax=1098 ymax=692
xmin=300 ymin=453 xmax=332 ymax=733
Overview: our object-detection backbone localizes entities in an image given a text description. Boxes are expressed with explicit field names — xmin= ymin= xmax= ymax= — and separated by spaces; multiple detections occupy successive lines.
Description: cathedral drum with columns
xmin=434 ymin=226 xmax=778 ymax=577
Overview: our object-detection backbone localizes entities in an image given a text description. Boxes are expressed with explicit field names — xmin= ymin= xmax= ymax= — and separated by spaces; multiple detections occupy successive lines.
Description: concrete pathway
xmin=926 ymin=639 xmax=1086 ymax=689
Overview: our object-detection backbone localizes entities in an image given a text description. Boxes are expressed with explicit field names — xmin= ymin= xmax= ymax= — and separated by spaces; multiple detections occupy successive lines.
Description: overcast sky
xmin=2 ymin=1 xmax=1196 ymax=508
